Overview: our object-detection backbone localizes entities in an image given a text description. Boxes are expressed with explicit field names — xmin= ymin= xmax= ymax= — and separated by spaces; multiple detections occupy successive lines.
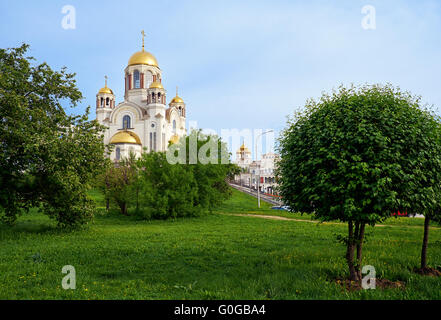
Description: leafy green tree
xmin=227 ymin=163 xmax=241 ymax=182
xmin=0 ymin=44 xmax=106 ymax=227
xmin=105 ymin=154 xmax=138 ymax=216
xmin=176 ymin=130 xmax=236 ymax=211
xmin=95 ymin=157 xmax=115 ymax=211
xmin=123 ymin=130 xmax=236 ymax=219
xmin=136 ymin=151 xmax=200 ymax=219
xmin=277 ymin=84 xmax=441 ymax=281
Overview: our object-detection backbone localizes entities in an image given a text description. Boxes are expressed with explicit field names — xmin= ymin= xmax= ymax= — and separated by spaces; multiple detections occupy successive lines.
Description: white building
xmin=233 ymin=144 xmax=279 ymax=194
xmin=96 ymin=34 xmax=186 ymax=161
xmin=259 ymin=152 xmax=280 ymax=194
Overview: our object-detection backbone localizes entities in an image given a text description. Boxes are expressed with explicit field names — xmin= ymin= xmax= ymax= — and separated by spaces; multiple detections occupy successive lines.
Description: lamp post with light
xmin=255 ymin=130 xmax=274 ymax=208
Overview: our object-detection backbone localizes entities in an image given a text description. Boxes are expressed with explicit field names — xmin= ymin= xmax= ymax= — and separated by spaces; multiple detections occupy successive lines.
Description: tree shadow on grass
xmin=0 ymin=220 xmax=59 ymax=235
xmin=0 ymin=217 xmax=88 ymax=236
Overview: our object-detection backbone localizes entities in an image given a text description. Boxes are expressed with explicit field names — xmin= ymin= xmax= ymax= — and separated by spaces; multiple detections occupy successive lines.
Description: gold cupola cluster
xmin=95 ymin=32 xmax=188 ymax=161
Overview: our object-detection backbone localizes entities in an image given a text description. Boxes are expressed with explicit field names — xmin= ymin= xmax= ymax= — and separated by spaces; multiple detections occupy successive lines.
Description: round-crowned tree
xmin=276 ymin=84 xmax=441 ymax=281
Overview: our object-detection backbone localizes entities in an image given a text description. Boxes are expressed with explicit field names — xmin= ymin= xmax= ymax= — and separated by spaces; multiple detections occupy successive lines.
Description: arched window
xmin=123 ymin=115 xmax=131 ymax=129
xmin=173 ymin=120 xmax=177 ymax=133
xmin=106 ymin=97 xmax=109 ymax=106
xmin=116 ymin=147 xmax=121 ymax=161
xmin=134 ymin=70 xmax=140 ymax=89
xmin=100 ymin=97 xmax=104 ymax=106
xmin=145 ymin=71 xmax=152 ymax=87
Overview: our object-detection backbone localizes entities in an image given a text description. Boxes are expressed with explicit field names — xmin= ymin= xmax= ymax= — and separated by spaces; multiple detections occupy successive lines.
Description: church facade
xmin=95 ymin=35 xmax=186 ymax=161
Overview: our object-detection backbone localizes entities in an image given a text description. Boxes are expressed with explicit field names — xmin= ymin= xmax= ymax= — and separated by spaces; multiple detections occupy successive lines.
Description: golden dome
xmin=238 ymin=143 xmax=251 ymax=153
xmin=110 ymin=131 xmax=142 ymax=145
xmin=149 ymin=81 xmax=164 ymax=89
xmin=128 ymin=49 xmax=158 ymax=67
xmin=170 ymin=96 xmax=184 ymax=104
xmin=98 ymin=76 xmax=113 ymax=94
xmin=98 ymin=86 xmax=113 ymax=94
xmin=169 ymin=134 xmax=180 ymax=144
xmin=170 ymin=86 xmax=184 ymax=104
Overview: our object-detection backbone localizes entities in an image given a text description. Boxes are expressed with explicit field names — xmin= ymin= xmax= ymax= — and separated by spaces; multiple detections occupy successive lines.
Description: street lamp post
xmin=255 ymin=130 xmax=274 ymax=208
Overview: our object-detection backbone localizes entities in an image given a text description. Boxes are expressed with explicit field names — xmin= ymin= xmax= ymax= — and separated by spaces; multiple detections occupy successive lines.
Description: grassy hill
xmin=0 ymin=188 xmax=440 ymax=299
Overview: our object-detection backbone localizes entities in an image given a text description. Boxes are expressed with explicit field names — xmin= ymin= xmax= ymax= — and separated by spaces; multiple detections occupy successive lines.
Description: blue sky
xmin=1 ymin=0 xmax=441 ymax=155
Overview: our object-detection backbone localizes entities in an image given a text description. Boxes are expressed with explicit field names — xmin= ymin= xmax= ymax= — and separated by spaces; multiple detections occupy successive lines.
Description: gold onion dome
xmin=170 ymin=86 xmax=184 ymax=104
xmin=128 ymin=49 xmax=158 ymax=67
xmin=110 ymin=131 xmax=142 ymax=145
xmin=238 ymin=143 xmax=250 ymax=153
xmin=99 ymin=76 xmax=113 ymax=94
xmin=170 ymin=95 xmax=184 ymax=104
xmin=149 ymin=81 xmax=164 ymax=89
xmin=98 ymin=86 xmax=113 ymax=94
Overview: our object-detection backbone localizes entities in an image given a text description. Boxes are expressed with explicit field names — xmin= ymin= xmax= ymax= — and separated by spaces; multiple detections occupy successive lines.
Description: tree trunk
xmin=119 ymin=202 xmax=128 ymax=216
xmin=356 ymin=222 xmax=365 ymax=279
xmin=106 ymin=198 xmax=110 ymax=211
xmin=346 ymin=221 xmax=359 ymax=281
xmin=421 ymin=215 xmax=430 ymax=269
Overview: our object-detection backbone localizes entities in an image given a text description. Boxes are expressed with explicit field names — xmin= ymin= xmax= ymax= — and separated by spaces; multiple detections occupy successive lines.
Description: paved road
xmin=229 ymin=183 xmax=282 ymax=206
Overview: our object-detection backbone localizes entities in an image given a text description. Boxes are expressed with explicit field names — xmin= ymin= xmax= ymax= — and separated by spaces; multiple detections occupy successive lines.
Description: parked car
xmin=271 ymin=205 xmax=291 ymax=211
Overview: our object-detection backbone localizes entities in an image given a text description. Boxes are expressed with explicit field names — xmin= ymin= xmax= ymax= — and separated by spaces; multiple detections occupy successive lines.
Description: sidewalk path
xmin=222 ymin=213 xmax=440 ymax=230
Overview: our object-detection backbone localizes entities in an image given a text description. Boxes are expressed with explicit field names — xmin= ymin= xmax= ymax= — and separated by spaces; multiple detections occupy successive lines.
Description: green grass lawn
xmin=0 ymin=188 xmax=440 ymax=299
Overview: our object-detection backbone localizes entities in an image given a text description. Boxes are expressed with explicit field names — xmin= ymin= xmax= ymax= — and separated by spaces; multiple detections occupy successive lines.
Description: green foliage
xmin=99 ymin=155 xmax=138 ymax=216
xmin=278 ymin=84 xmax=437 ymax=223
xmin=135 ymin=152 xmax=201 ymax=219
xmin=100 ymin=130 xmax=236 ymax=219
xmin=0 ymin=44 xmax=107 ymax=228
xmin=180 ymin=130 xmax=235 ymax=211
xmin=277 ymin=84 xmax=441 ymax=279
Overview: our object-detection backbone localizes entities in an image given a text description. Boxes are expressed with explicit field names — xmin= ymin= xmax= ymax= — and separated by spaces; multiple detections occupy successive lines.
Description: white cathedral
xmin=95 ymin=33 xmax=186 ymax=161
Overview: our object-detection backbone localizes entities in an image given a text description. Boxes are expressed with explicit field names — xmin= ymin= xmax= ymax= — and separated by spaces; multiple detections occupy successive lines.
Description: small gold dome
xmin=169 ymin=134 xmax=180 ymax=144
xmin=98 ymin=76 xmax=113 ymax=94
xmin=110 ymin=131 xmax=142 ymax=145
xmin=149 ymin=81 xmax=164 ymax=89
xmin=238 ymin=143 xmax=251 ymax=153
xmin=170 ymin=95 xmax=184 ymax=104
xmin=128 ymin=49 xmax=158 ymax=67
xmin=98 ymin=86 xmax=113 ymax=94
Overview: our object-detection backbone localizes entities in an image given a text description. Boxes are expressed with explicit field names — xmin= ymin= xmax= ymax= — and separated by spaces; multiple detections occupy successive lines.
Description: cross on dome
xmin=98 ymin=75 xmax=113 ymax=94
xmin=141 ymin=30 xmax=146 ymax=51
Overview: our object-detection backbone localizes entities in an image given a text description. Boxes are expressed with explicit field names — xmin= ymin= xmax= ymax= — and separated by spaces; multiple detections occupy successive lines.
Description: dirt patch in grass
xmin=413 ymin=267 xmax=441 ymax=277
xmin=335 ymin=278 xmax=405 ymax=291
